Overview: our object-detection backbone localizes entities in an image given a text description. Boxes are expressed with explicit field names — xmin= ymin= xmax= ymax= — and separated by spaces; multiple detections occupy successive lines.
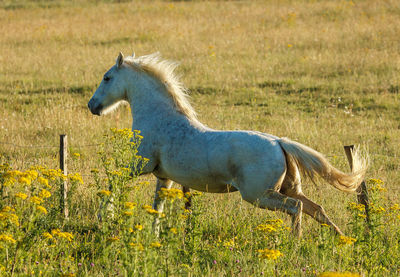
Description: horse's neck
xmin=127 ymin=79 xmax=205 ymax=135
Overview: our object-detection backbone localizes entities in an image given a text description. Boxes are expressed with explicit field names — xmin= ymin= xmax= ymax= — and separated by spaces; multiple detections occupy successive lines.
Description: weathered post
xmin=344 ymin=145 xmax=369 ymax=222
xmin=60 ymin=134 xmax=69 ymax=219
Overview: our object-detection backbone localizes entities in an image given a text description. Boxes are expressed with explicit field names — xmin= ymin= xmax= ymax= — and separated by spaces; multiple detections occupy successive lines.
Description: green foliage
xmin=1 ymin=130 xmax=399 ymax=276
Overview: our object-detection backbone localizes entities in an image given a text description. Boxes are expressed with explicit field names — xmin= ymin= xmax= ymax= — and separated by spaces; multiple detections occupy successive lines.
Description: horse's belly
xmin=183 ymin=181 xmax=238 ymax=193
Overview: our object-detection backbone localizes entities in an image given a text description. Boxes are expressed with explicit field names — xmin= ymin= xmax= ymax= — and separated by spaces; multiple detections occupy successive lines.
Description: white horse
xmin=88 ymin=52 xmax=367 ymax=236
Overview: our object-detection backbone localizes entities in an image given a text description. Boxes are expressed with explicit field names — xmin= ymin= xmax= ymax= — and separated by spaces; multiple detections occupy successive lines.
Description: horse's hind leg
xmin=282 ymin=185 xmax=343 ymax=235
xmin=241 ymin=189 xmax=303 ymax=237
xmin=297 ymin=193 xmax=343 ymax=235
xmin=181 ymin=186 xmax=192 ymax=210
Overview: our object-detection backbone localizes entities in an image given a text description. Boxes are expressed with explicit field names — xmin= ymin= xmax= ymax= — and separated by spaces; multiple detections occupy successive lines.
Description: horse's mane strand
xmin=125 ymin=53 xmax=197 ymax=120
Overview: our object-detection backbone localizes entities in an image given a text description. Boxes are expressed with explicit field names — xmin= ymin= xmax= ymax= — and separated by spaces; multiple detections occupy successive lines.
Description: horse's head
xmin=88 ymin=52 xmax=131 ymax=116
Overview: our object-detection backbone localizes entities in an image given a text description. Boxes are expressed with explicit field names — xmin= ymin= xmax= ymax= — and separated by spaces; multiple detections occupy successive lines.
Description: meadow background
xmin=0 ymin=0 xmax=400 ymax=276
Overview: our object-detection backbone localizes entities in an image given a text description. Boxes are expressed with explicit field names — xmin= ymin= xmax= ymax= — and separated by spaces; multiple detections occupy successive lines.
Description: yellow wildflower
xmin=51 ymin=229 xmax=60 ymax=235
xmin=142 ymin=204 xmax=152 ymax=210
xmin=170 ymin=227 xmax=177 ymax=234
xmin=339 ymin=235 xmax=357 ymax=246
xmin=39 ymin=189 xmax=51 ymax=199
xmin=318 ymin=272 xmax=361 ymax=277
xmin=390 ymin=204 xmax=400 ymax=211
xmin=135 ymin=224 xmax=143 ymax=231
xmin=18 ymin=177 xmax=31 ymax=185
xmin=36 ymin=205 xmax=48 ymax=215
xmin=90 ymin=168 xmax=99 ymax=174
xmin=150 ymin=242 xmax=162 ymax=248
xmin=129 ymin=242 xmax=144 ymax=251
xmin=30 ymin=196 xmax=44 ymax=205
xmin=42 ymin=232 xmax=53 ymax=239
xmin=54 ymin=231 xmax=74 ymax=242
xmin=0 ymin=234 xmax=17 ymax=244
xmin=68 ymin=173 xmax=83 ymax=184
xmin=257 ymin=249 xmax=283 ymax=260
xmin=349 ymin=202 xmax=365 ymax=212
xmin=0 ymin=207 xmax=19 ymax=226
xmin=25 ymin=170 xmax=38 ymax=180
xmin=123 ymin=211 xmax=133 ymax=216
xmin=37 ymin=177 xmax=49 ymax=188
xmin=1 ymin=206 xmax=15 ymax=213
xmin=72 ymin=153 xmax=80 ymax=158
xmin=98 ymin=190 xmax=111 ymax=196
xmin=15 ymin=192 xmax=28 ymax=200
xmin=146 ymin=208 xmax=160 ymax=215
xmin=108 ymin=236 xmax=119 ymax=242
xmin=158 ymin=187 xmax=184 ymax=202
xmin=222 ymin=238 xmax=235 ymax=248
xmin=124 ymin=202 xmax=137 ymax=209
xmin=256 ymin=224 xmax=277 ymax=233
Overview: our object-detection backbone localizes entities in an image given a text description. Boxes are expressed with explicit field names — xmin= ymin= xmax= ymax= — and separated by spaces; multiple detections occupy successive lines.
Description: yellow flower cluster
xmin=348 ymin=202 xmax=365 ymax=212
xmin=135 ymin=224 xmax=143 ymax=231
xmin=368 ymin=178 xmax=386 ymax=192
xmin=110 ymin=128 xmax=134 ymax=139
xmin=390 ymin=204 xmax=400 ymax=211
xmin=15 ymin=192 xmax=28 ymax=200
xmin=158 ymin=188 xmax=184 ymax=202
xmin=256 ymin=218 xmax=286 ymax=234
xmin=30 ymin=196 xmax=44 ymax=205
xmin=40 ymin=168 xmax=66 ymax=181
xmin=37 ymin=177 xmax=50 ymax=188
xmin=42 ymin=232 xmax=53 ymax=239
xmin=339 ymin=235 xmax=357 ymax=246
xmin=150 ymin=241 xmax=162 ymax=248
xmin=39 ymin=189 xmax=51 ymax=199
xmin=0 ymin=207 xmax=19 ymax=226
xmin=108 ymin=236 xmax=120 ymax=242
xmin=51 ymin=229 xmax=74 ymax=242
xmin=124 ymin=202 xmax=137 ymax=209
xmin=257 ymin=248 xmax=283 ymax=260
xmin=141 ymin=205 xmax=165 ymax=217
xmin=36 ymin=205 xmax=47 ymax=215
xmin=68 ymin=173 xmax=83 ymax=184
xmin=318 ymin=272 xmax=361 ymax=277
xmin=98 ymin=190 xmax=112 ymax=196
xmin=2 ymin=169 xmax=39 ymax=186
xmin=129 ymin=242 xmax=144 ymax=251
xmin=0 ymin=234 xmax=16 ymax=244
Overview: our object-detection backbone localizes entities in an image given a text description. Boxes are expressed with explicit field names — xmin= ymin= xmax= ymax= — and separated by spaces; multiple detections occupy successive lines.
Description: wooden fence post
xmin=60 ymin=134 xmax=69 ymax=219
xmin=344 ymin=145 xmax=369 ymax=223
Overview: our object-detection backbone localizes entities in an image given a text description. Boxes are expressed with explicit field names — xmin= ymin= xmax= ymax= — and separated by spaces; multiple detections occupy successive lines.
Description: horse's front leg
xmin=182 ymin=186 xmax=192 ymax=210
xmin=152 ymin=178 xmax=173 ymax=236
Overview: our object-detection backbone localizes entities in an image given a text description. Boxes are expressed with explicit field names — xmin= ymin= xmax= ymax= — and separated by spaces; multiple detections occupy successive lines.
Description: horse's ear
xmin=116 ymin=52 xmax=124 ymax=68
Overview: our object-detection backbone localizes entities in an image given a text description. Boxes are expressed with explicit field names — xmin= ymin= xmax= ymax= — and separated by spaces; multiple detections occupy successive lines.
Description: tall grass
xmin=1 ymin=0 xmax=400 ymax=275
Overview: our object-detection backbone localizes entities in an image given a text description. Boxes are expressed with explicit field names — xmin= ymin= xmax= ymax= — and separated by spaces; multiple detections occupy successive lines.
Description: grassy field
xmin=1 ymin=0 xmax=400 ymax=276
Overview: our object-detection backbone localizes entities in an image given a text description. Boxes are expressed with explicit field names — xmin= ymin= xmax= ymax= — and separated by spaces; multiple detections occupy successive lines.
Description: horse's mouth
xmin=88 ymin=101 xmax=103 ymax=116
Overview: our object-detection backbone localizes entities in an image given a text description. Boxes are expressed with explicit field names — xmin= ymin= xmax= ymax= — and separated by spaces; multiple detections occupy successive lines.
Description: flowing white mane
xmin=125 ymin=53 xmax=197 ymax=120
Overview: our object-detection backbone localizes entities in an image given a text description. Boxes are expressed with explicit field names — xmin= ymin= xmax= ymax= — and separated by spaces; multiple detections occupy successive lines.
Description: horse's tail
xmin=278 ymin=137 xmax=368 ymax=192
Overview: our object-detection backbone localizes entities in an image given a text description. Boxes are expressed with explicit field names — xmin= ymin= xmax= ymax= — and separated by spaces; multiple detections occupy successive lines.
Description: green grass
xmin=1 ymin=0 xmax=400 ymax=275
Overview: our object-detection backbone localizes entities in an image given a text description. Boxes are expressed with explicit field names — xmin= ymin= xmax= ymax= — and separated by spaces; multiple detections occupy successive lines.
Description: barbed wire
xmin=0 ymin=141 xmax=101 ymax=149
xmin=1 ymin=140 xmax=398 ymax=160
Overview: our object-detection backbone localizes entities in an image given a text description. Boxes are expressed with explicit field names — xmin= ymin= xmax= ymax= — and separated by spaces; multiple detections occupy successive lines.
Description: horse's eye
xmin=104 ymin=76 xmax=111 ymax=82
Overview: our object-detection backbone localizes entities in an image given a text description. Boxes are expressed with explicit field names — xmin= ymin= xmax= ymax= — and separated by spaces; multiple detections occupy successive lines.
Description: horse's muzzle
xmin=88 ymin=99 xmax=102 ymax=116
